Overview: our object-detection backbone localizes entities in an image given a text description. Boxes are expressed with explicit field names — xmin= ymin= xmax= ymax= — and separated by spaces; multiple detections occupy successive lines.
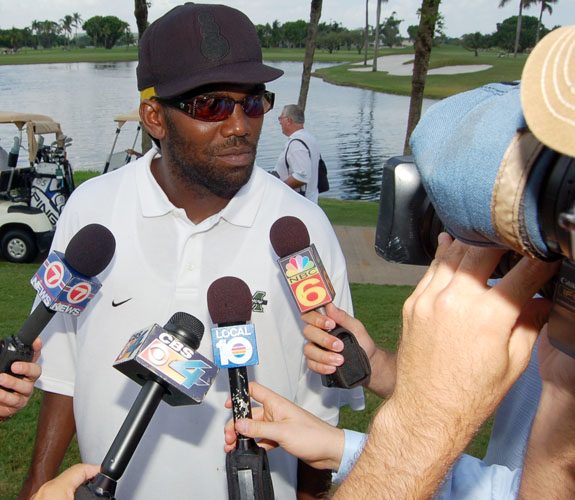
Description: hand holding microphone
xmin=207 ymin=277 xmax=274 ymax=500
xmin=0 ymin=224 xmax=116 ymax=378
xmin=269 ymin=216 xmax=371 ymax=389
xmin=75 ymin=312 xmax=218 ymax=500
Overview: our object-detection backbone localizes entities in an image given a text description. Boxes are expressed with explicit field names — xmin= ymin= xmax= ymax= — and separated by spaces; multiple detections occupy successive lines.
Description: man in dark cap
xmin=18 ymin=4 xmax=362 ymax=499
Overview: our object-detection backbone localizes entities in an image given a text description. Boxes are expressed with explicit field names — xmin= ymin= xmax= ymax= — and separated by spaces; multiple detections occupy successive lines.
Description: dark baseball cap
xmin=137 ymin=3 xmax=284 ymax=99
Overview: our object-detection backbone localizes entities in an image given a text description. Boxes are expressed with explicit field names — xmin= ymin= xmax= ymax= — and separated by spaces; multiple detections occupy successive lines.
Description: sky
xmin=1 ymin=0 xmax=574 ymax=39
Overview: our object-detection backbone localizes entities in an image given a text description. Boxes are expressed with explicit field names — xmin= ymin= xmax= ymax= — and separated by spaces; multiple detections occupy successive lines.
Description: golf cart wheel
xmin=1 ymin=229 xmax=38 ymax=263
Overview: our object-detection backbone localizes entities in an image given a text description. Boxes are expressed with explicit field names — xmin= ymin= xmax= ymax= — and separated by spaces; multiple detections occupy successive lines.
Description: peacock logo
xmin=285 ymin=254 xmax=315 ymax=277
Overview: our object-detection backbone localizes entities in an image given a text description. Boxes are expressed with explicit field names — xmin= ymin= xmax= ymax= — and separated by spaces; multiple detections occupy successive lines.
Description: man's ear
xmin=140 ymin=99 xmax=166 ymax=141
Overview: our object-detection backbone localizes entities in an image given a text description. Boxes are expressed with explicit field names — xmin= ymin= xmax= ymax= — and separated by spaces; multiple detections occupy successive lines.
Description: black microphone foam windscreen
xmin=269 ymin=216 xmax=310 ymax=258
xmin=207 ymin=277 xmax=252 ymax=325
xmin=165 ymin=312 xmax=204 ymax=350
xmin=65 ymin=224 xmax=116 ymax=276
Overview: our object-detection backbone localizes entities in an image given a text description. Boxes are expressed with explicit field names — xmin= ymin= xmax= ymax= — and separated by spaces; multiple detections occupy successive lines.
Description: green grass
xmin=0 ymin=46 xmax=139 ymax=65
xmin=0 ymin=46 xmax=401 ymax=66
xmin=315 ymin=45 xmax=528 ymax=99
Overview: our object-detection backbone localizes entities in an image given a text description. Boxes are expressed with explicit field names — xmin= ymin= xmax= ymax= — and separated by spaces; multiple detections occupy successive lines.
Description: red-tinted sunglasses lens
xmin=193 ymin=93 xmax=274 ymax=121
xmin=194 ymin=97 xmax=235 ymax=121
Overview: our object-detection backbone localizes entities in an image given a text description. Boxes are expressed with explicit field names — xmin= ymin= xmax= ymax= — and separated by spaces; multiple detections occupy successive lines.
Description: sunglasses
xmin=156 ymin=91 xmax=275 ymax=122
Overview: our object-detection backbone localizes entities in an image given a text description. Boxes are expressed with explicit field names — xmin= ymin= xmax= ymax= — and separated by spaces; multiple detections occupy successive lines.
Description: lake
xmin=0 ymin=60 xmax=435 ymax=200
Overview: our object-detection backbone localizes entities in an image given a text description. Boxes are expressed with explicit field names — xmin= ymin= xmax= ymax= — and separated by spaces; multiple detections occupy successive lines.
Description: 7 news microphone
xmin=0 ymin=223 xmax=116 ymax=377
xmin=75 ymin=312 xmax=218 ymax=500
xmin=207 ymin=276 xmax=274 ymax=500
xmin=269 ymin=216 xmax=371 ymax=389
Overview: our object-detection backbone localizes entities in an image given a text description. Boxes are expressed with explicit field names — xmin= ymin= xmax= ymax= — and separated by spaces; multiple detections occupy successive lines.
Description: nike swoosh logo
xmin=112 ymin=298 xmax=133 ymax=307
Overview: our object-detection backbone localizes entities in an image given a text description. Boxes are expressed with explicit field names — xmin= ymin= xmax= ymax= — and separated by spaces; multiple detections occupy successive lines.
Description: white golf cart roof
xmin=113 ymin=109 xmax=140 ymax=127
xmin=0 ymin=111 xmax=64 ymax=163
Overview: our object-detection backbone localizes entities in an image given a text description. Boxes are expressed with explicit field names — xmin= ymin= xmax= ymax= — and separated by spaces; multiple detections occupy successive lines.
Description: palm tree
xmin=535 ymin=0 xmax=557 ymax=43
xmin=30 ymin=20 xmax=41 ymax=48
xmin=372 ymin=0 xmax=388 ymax=71
xmin=60 ymin=15 xmax=73 ymax=49
xmin=72 ymin=12 xmax=83 ymax=44
xmin=499 ymin=0 xmax=533 ymax=57
xmin=363 ymin=0 xmax=369 ymax=65
xmin=134 ymin=0 xmax=149 ymax=41
xmin=298 ymin=0 xmax=322 ymax=111
xmin=404 ymin=0 xmax=441 ymax=154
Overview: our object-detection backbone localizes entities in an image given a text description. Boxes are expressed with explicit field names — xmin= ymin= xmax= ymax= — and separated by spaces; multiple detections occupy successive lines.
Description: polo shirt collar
xmin=135 ymin=148 xmax=265 ymax=228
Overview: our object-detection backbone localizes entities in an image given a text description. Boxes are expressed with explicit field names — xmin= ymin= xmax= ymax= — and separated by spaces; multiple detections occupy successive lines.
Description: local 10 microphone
xmin=269 ymin=216 xmax=371 ymax=389
xmin=207 ymin=277 xmax=274 ymax=500
xmin=74 ymin=312 xmax=218 ymax=500
xmin=0 ymin=223 xmax=116 ymax=377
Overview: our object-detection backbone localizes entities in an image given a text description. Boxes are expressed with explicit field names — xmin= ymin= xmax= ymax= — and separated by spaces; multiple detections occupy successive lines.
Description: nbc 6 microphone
xmin=207 ymin=276 xmax=274 ymax=500
xmin=269 ymin=216 xmax=371 ymax=389
xmin=0 ymin=223 xmax=116 ymax=377
xmin=75 ymin=312 xmax=218 ymax=500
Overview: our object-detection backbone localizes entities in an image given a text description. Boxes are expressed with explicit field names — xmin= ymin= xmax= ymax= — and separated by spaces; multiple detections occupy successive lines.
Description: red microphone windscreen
xmin=269 ymin=216 xmax=310 ymax=257
xmin=64 ymin=224 xmax=116 ymax=277
xmin=207 ymin=277 xmax=252 ymax=325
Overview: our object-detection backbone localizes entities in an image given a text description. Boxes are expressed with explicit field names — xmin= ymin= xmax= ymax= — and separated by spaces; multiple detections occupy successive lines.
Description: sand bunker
xmin=349 ymin=54 xmax=492 ymax=75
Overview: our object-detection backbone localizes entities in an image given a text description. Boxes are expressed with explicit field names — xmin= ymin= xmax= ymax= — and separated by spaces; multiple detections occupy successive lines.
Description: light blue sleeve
xmin=435 ymin=454 xmax=522 ymax=500
xmin=331 ymin=429 xmax=368 ymax=484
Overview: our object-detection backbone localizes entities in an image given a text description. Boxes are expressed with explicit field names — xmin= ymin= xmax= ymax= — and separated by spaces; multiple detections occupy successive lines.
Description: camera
xmin=375 ymin=150 xmax=575 ymax=356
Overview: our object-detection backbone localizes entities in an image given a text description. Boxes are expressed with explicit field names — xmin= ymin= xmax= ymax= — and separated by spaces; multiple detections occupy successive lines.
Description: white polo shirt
xmin=36 ymin=149 xmax=363 ymax=500
xmin=275 ymin=129 xmax=320 ymax=204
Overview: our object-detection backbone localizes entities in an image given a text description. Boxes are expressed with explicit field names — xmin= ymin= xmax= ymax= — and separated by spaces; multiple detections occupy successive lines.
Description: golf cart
xmin=0 ymin=112 xmax=75 ymax=263
xmin=103 ymin=109 xmax=141 ymax=174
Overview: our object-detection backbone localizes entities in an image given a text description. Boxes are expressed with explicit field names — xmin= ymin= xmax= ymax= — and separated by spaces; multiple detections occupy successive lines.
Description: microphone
xmin=269 ymin=216 xmax=371 ymax=389
xmin=207 ymin=277 xmax=274 ymax=500
xmin=0 ymin=223 xmax=116 ymax=376
xmin=75 ymin=312 xmax=218 ymax=500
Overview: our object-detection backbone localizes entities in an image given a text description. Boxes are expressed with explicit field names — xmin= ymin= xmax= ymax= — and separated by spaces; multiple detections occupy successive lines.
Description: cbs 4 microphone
xmin=0 ymin=223 xmax=116 ymax=377
xmin=269 ymin=216 xmax=371 ymax=390
xmin=207 ymin=277 xmax=274 ymax=500
xmin=75 ymin=312 xmax=218 ymax=500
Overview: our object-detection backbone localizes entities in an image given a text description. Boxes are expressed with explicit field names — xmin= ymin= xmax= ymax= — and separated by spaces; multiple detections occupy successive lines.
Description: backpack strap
xmin=285 ymin=138 xmax=311 ymax=195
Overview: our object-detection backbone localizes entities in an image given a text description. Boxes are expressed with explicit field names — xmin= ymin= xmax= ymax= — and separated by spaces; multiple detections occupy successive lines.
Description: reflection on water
xmin=0 ymin=60 xmax=435 ymax=201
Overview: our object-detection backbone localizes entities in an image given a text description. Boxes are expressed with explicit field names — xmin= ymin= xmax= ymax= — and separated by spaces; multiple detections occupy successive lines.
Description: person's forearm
xmin=285 ymin=175 xmax=306 ymax=190
xmin=18 ymin=391 xmax=76 ymax=500
xmin=333 ymin=397 xmax=477 ymax=499
xmin=365 ymin=348 xmax=396 ymax=399
xmin=518 ymin=386 xmax=575 ymax=499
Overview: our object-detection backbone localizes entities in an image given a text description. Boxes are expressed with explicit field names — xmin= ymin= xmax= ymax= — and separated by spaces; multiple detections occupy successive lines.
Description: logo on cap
xmin=198 ymin=12 xmax=229 ymax=60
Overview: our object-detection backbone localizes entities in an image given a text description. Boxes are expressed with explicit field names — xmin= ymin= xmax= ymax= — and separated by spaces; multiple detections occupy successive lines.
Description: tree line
xmin=0 ymin=14 xmax=134 ymax=50
xmin=0 ymin=6 xmax=559 ymax=54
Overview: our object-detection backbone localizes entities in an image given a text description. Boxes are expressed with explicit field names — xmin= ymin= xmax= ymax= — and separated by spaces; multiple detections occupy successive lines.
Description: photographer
xmin=516 ymin=25 xmax=575 ymax=499
xmin=225 ymin=236 xmax=558 ymax=498
xmin=225 ymin=26 xmax=574 ymax=498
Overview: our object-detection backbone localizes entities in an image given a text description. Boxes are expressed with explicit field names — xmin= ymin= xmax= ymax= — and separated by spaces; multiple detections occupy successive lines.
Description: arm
xmin=0 ymin=338 xmax=42 ymax=420
xmin=302 ymin=304 xmax=396 ymax=398
xmin=332 ymin=235 xmax=557 ymax=499
xmin=518 ymin=326 xmax=575 ymax=498
xmin=30 ymin=463 xmax=100 ymax=500
xmin=224 ymin=381 xmax=345 ymax=470
xmin=17 ymin=391 xmax=76 ymax=500
xmin=284 ymin=144 xmax=311 ymax=190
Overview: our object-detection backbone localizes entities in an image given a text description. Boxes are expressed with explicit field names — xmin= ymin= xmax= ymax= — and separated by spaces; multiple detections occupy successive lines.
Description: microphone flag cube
xmin=114 ymin=324 xmax=219 ymax=406
xmin=30 ymin=251 xmax=102 ymax=316
xmin=211 ymin=324 xmax=259 ymax=369
xmin=276 ymin=244 xmax=336 ymax=313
